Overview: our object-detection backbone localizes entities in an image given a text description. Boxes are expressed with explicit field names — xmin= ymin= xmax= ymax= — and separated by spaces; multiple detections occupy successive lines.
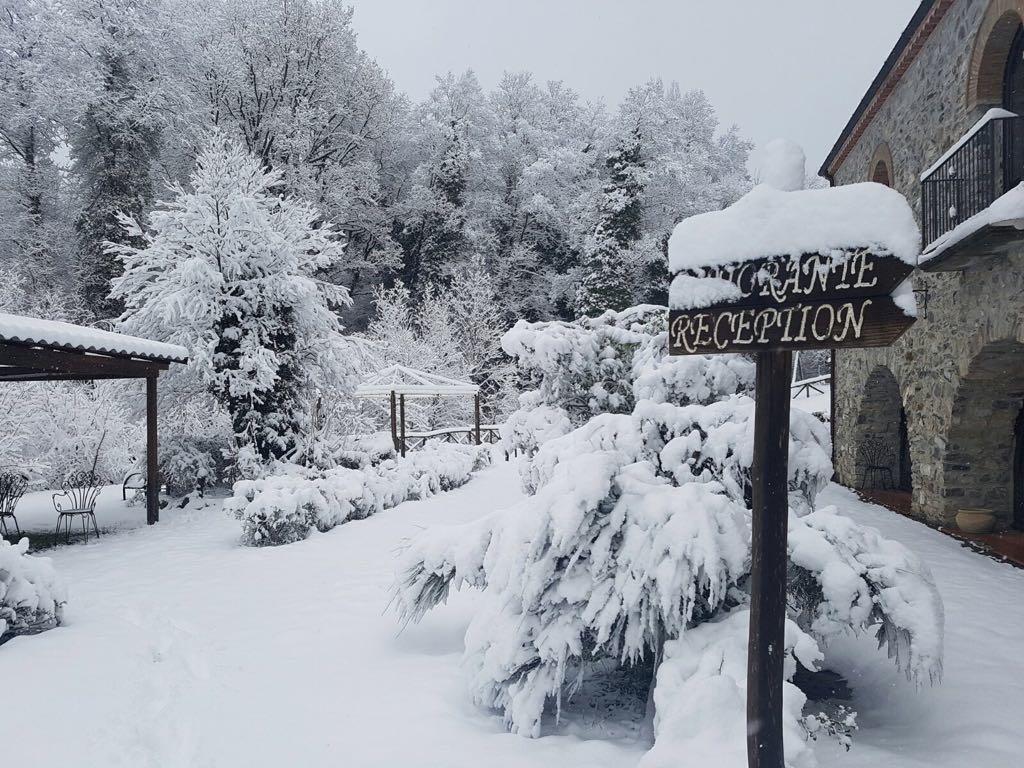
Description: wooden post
xmin=399 ymin=393 xmax=407 ymax=458
xmin=146 ymin=375 xmax=159 ymax=525
xmin=747 ymin=349 xmax=792 ymax=768
xmin=390 ymin=390 xmax=399 ymax=452
xmin=474 ymin=393 xmax=482 ymax=445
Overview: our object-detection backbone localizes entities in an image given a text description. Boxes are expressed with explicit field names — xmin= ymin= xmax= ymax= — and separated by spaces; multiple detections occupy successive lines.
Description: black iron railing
xmin=921 ymin=114 xmax=1024 ymax=247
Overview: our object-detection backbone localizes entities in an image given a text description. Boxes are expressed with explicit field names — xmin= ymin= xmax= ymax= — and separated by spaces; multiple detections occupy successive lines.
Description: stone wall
xmin=832 ymin=0 xmax=1024 ymax=525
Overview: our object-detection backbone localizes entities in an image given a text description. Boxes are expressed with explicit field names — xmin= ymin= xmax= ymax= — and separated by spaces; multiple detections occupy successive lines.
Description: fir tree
xmin=575 ymin=129 xmax=644 ymax=317
xmin=417 ymin=119 xmax=469 ymax=289
xmin=109 ymin=135 xmax=351 ymax=465
xmin=73 ymin=31 xmax=160 ymax=319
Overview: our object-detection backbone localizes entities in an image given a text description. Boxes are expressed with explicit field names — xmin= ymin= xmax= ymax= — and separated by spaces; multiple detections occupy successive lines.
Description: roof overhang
xmin=0 ymin=312 xmax=188 ymax=382
xmin=819 ymin=0 xmax=949 ymax=179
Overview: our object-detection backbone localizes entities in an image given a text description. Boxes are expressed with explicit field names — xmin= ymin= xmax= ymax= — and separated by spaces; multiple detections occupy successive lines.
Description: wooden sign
xmin=667 ymin=246 xmax=917 ymax=768
xmin=669 ymin=250 xmax=915 ymax=356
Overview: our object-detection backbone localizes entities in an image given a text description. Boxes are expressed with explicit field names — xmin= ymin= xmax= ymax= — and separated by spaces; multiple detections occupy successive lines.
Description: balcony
xmin=920 ymin=110 xmax=1024 ymax=271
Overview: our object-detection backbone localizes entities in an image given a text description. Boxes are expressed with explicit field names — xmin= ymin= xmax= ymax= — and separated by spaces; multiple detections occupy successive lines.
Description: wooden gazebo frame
xmin=0 ymin=312 xmax=188 ymax=525
xmin=354 ymin=365 xmax=481 ymax=457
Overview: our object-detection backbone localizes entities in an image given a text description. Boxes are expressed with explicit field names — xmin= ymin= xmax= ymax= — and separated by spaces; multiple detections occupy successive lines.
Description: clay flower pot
xmin=956 ymin=508 xmax=996 ymax=534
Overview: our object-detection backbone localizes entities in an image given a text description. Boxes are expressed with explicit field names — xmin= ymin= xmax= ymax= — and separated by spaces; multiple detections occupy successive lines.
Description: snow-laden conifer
xmin=110 ymin=134 xmax=352 ymax=465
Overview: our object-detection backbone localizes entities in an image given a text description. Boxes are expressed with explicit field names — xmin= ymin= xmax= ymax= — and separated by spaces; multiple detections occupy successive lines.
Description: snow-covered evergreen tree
xmin=575 ymin=129 xmax=644 ymax=317
xmin=72 ymin=0 xmax=165 ymax=319
xmin=397 ymin=71 xmax=490 ymax=294
xmin=110 ymin=134 xmax=352 ymax=466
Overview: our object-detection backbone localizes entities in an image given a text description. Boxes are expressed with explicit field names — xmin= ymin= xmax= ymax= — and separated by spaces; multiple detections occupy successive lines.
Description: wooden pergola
xmin=354 ymin=365 xmax=481 ymax=457
xmin=0 ymin=312 xmax=188 ymax=525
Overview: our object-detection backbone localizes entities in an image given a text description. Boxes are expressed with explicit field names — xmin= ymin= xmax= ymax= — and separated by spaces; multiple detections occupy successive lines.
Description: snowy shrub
xmin=158 ymin=397 xmax=234 ymax=496
xmin=394 ymin=305 xmax=943 ymax=754
xmin=226 ymin=442 xmax=491 ymax=546
xmin=0 ymin=538 xmax=67 ymax=642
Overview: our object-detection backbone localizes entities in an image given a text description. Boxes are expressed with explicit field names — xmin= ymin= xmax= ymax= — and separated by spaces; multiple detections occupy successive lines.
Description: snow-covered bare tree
xmin=110 ymin=134 xmax=352 ymax=466
xmin=182 ymin=0 xmax=406 ymax=323
xmin=0 ymin=0 xmax=101 ymax=290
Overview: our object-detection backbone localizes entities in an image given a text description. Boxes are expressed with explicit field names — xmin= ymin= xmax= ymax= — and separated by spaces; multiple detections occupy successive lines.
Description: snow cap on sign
xmin=668 ymin=180 xmax=921 ymax=273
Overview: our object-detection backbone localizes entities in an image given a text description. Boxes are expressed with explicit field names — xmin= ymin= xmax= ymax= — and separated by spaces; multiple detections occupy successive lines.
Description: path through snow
xmin=1 ymin=465 xmax=1022 ymax=767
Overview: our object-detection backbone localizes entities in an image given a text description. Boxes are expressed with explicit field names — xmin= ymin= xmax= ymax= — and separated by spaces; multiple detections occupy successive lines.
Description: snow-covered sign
xmin=667 ymin=182 xmax=920 ymax=355
xmin=664 ymin=146 xmax=923 ymax=768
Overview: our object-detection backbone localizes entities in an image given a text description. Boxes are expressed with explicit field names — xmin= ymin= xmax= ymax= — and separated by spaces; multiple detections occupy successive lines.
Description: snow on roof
xmin=668 ymin=182 xmax=921 ymax=273
xmin=0 ymin=312 xmax=189 ymax=363
xmin=354 ymin=364 xmax=478 ymax=398
xmin=920 ymin=182 xmax=1024 ymax=264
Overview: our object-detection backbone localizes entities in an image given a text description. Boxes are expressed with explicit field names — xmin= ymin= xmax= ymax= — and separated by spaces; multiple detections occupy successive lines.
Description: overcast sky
xmin=347 ymin=0 xmax=921 ymax=174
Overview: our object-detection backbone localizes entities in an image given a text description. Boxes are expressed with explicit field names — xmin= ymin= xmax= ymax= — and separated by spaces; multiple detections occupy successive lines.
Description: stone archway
xmin=853 ymin=365 xmax=907 ymax=490
xmin=944 ymin=338 xmax=1024 ymax=527
xmin=967 ymin=0 xmax=1024 ymax=110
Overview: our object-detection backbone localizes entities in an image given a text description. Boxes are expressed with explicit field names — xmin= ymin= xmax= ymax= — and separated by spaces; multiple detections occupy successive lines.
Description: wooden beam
xmin=390 ymin=390 xmax=398 ymax=452
xmin=0 ymin=342 xmax=167 ymax=379
xmin=399 ymin=393 xmax=406 ymax=458
xmin=474 ymin=393 xmax=482 ymax=446
xmin=0 ymin=371 xmax=135 ymax=382
xmin=146 ymin=375 xmax=159 ymax=525
xmin=747 ymin=350 xmax=793 ymax=768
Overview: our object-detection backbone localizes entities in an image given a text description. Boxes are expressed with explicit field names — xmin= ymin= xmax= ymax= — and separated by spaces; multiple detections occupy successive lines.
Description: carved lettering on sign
xmin=668 ymin=296 xmax=913 ymax=355
xmin=676 ymin=249 xmax=912 ymax=308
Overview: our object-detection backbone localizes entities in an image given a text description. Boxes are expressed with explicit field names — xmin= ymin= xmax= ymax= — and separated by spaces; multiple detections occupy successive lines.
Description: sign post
xmin=667 ymin=247 xmax=916 ymax=768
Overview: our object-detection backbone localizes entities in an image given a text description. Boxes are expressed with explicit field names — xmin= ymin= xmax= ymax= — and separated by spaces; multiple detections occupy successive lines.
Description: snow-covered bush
xmin=226 ymin=442 xmax=491 ymax=546
xmin=0 ymin=538 xmax=67 ymax=642
xmin=394 ymin=306 xmax=943 ymax=754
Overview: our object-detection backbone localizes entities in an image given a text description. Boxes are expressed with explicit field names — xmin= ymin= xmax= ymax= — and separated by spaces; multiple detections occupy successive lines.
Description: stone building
xmin=822 ymin=0 xmax=1024 ymax=529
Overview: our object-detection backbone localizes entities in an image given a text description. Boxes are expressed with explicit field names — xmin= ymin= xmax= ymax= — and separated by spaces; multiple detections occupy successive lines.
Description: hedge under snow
xmin=0 ymin=538 xmax=66 ymax=642
xmin=393 ymin=306 xmax=943 ymax=762
xmin=226 ymin=441 xmax=492 ymax=546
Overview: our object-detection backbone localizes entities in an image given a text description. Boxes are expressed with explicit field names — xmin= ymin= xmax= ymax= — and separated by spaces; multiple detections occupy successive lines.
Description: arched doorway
xmin=853 ymin=366 xmax=907 ymax=491
xmin=945 ymin=339 xmax=1024 ymax=527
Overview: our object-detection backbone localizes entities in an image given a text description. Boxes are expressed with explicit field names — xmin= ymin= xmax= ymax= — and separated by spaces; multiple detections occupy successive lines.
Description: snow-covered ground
xmin=1 ymin=461 xmax=1021 ymax=767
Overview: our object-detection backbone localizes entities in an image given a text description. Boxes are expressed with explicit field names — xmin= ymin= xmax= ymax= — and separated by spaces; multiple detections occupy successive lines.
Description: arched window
xmin=868 ymin=143 xmax=894 ymax=187
xmin=968 ymin=4 xmax=1024 ymax=110
xmin=1004 ymin=22 xmax=1024 ymax=112
xmin=872 ymin=160 xmax=892 ymax=186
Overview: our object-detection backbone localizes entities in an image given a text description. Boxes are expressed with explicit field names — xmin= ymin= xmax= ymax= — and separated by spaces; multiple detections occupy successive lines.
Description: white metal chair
xmin=53 ymin=470 xmax=103 ymax=543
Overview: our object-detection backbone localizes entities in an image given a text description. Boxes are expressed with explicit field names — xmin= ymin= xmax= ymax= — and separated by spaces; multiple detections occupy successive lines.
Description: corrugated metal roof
xmin=0 ymin=312 xmax=189 ymax=364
